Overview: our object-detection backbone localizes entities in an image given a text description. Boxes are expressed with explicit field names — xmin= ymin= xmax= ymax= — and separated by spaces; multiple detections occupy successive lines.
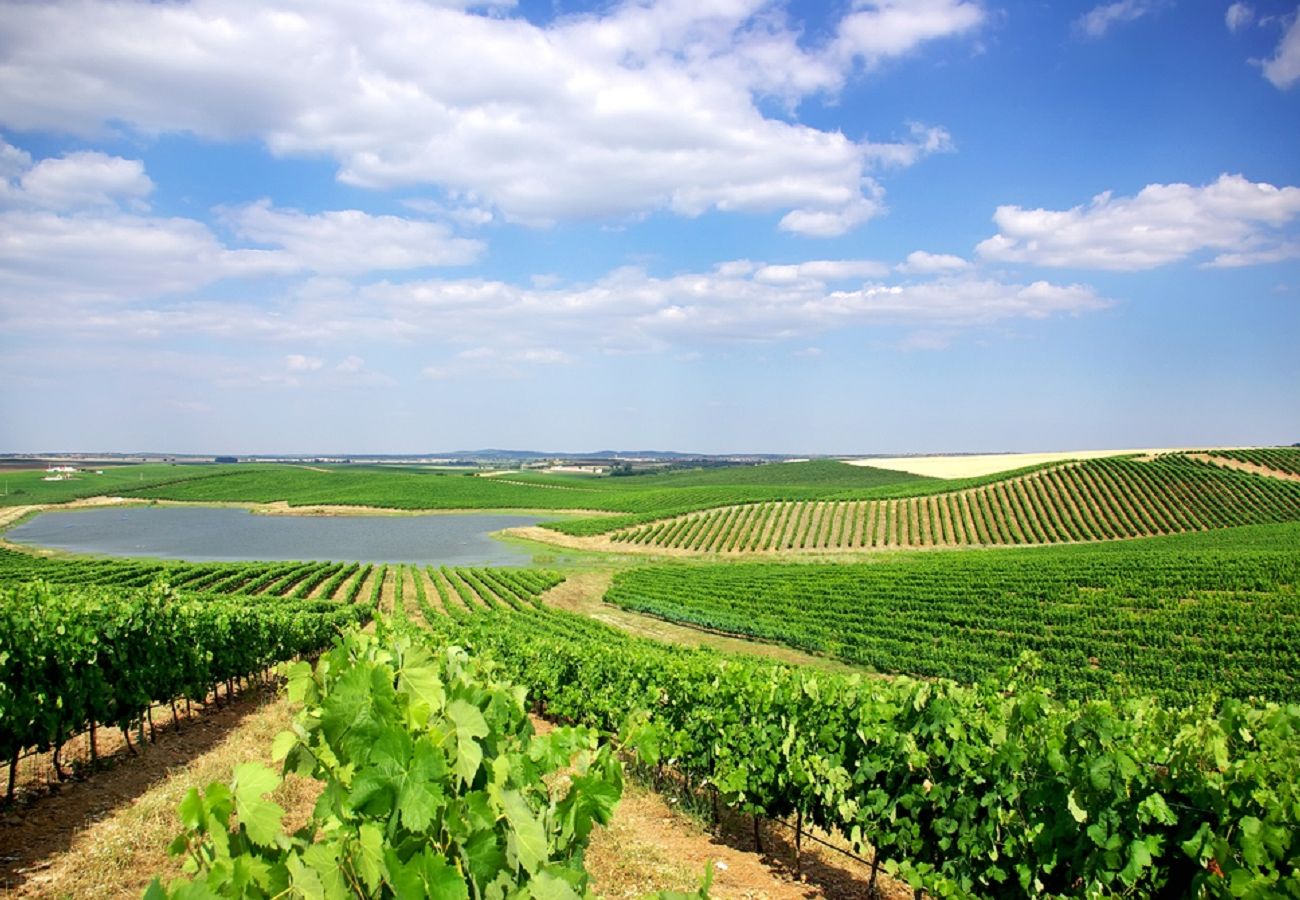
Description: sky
xmin=1 ymin=0 xmax=1298 ymax=455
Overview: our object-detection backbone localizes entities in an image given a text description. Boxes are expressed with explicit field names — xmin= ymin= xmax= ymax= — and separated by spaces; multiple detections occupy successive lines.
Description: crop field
xmin=3 ymin=452 xmax=1300 ymax=898
xmin=1207 ymin=446 xmax=1300 ymax=477
xmin=404 ymin=565 xmax=1300 ymax=898
xmin=604 ymin=526 xmax=1300 ymax=703
xmin=0 ymin=551 xmax=562 ymax=798
xmin=610 ymin=455 xmax=1300 ymax=552
xmin=2 ymin=457 xmax=923 ymax=519
xmin=0 ymin=462 xmax=217 ymax=508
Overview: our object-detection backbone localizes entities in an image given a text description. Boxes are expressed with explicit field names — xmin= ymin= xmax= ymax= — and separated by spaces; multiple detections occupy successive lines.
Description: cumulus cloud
xmin=0 ymin=151 xmax=487 ymax=306
xmin=835 ymin=1 xmax=985 ymax=66
xmin=897 ymin=250 xmax=969 ymax=273
xmin=0 ymin=0 xmax=985 ymax=236
xmin=1 ymin=143 xmax=154 ymax=210
xmin=1225 ymin=3 xmax=1255 ymax=32
xmin=0 ymin=209 xmax=292 ymax=306
xmin=1262 ymin=12 xmax=1300 ymax=88
xmin=224 ymin=201 xmax=484 ymax=275
xmin=1075 ymin=0 xmax=1162 ymax=38
xmin=753 ymin=259 xmax=890 ymax=284
xmin=976 ymin=174 xmax=1300 ymax=270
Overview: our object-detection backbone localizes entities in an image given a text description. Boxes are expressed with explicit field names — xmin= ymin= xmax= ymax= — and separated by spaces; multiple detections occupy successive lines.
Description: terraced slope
xmin=610 ymin=455 xmax=1300 ymax=552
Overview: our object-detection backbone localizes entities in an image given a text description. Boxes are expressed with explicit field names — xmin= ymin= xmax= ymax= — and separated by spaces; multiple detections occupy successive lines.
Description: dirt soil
xmin=0 ymin=687 xmax=308 ymax=899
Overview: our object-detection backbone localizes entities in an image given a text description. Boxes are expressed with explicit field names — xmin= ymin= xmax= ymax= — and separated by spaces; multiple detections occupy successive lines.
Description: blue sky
xmin=1 ymin=0 xmax=1298 ymax=455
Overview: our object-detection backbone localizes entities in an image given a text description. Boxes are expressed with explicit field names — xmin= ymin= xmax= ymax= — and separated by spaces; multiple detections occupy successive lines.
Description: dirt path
xmin=1189 ymin=452 xmax=1300 ymax=483
xmin=0 ymin=688 xmax=307 ymax=899
xmin=539 ymin=573 xmax=862 ymax=674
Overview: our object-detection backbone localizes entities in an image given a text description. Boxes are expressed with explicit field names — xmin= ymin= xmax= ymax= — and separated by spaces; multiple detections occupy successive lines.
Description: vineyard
xmin=604 ymin=539 xmax=1300 ymax=703
xmin=5 ymin=451 xmax=1300 ymax=898
xmin=0 ymin=552 xmax=561 ymax=802
xmin=403 ymin=574 xmax=1300 ymax=898
xmin=610 ymin=455 xmax=1300 ymax=552
xmin=1206 ymin=447 xmax=1300 ymax=477
xmin=147 ymin=627 xmax=647 ymax=900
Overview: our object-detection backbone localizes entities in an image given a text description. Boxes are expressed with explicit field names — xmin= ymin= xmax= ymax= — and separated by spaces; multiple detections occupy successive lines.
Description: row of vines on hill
xmin=1206 ymin=447 xmax=1300 ymax=477
xmin=0 ymin=554 xmax=400 ymax=797
xmin=409 ymin=589 xmax=1299 ymax=898
xmin=0 ymin=581 xmax=378 ymax=794
xmin=612 ymin=456 xmax=1300 ymax=552
xmin=604 ymin=551 xmax=1300 ymax=704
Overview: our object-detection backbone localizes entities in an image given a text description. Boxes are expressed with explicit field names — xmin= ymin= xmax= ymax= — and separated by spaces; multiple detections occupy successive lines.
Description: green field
xmin=0 ymin=463 xmax=221 ymax=507
xmin=31 ymin=459 xmax=925 ymax=530
xmin=604 ymin=523 xmax=1300 ymax=702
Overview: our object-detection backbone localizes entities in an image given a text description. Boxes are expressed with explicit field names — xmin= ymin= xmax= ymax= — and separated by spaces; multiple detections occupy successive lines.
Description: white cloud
xmin=335 ymin=355 xmax=365 ymax=374
xmin=0 ymin=140 xmax=33 ymax=181
xmin=341 ymin=265 xmax=1109 ymax=353
xmin=0 ymin=0 xmax=984 ymax=236
xmin=1075 ymin=0 xmax=1162 ymax=38
xmin=0 ymin=152 xmax=485 ymax=306
xmin=224 ymin=201 xmax=484 ymax=274
xmin=861 ymin=123 xmax=955 ymax=169
xmin=898 ymin=250 xmax=969 ymax=273
xmin=1262 ymin=13 xmax=1300 ymax=88
xmin=1226 ymin=3 xmax=1255 ymax=32
xmin=13 ymin=152 xmax=154 ymax=210
xmin=4 ymin=252 xmax=1109 ymax=357
xmin=779 ymin=194 xmax=885 ymax=237
xmin=976 ymin=174 xmax=1300 ymax=270
xmin=0 ymin=209 xmax=292 ymax=305
xmin=285 ymin=354 xmax=323 ymax=371
xmin=754 ymin=259 xmax=889 ymax=284
xmin=834 ymin=1 xmax=985 ymax=66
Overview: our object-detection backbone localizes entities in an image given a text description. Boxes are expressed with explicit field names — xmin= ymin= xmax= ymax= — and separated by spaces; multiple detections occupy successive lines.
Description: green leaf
xmin=1066 ymin=790 xmax=1087 ymax=824
xmin=528 ymin=869 xmax=582 ymax=900
xmin=1137 ymin=792 xmax=1176 ymax=826
xmin=271 ymin=729 xmax=299 ymax=763
xmin=400 ymin=662 xmax=446 ymax=719
xmin=231 ymin=762 xmax=285 ymax=848
xmin=398 ymin=738 xmax=447 ymax=832
xmin=448 ymin=699 xmax=489 ymax=785
xmin=354 ymin=823 xmax=385 ymax=892
xmin=178 ymin=787 xmax=206 ymax=832
xmin=462 ymin=828 xmax=508 ymax=894
xmin=502 ymin=790 xmax=548 ymax=875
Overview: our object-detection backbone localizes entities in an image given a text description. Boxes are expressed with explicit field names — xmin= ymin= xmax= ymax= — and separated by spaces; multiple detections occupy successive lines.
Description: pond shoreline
xmin=4 ymin=502 xmax=572 ymax=565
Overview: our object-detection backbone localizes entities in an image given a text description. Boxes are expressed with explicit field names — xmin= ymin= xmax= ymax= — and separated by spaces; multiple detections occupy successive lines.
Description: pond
xmin=4 ymin=506 xmax=551 ymax=565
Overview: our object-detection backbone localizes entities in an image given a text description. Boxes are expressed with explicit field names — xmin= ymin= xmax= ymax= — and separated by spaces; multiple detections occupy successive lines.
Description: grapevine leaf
xmin=400 ymin=662 xmax=446 ymax=720
xmin=1066 ymin=790 xmax=1087 ymax=824
xmin=448 ymin=699 xmax=489 ymax=785
xmin=354 ymin=822 xmax=385 ymax=892
xmin=528 ymin=869 xmax=583 ymax=900
xmin=502 ymin=790 xmax=548 ymax=875
xmin=231 ymin=762 xmax=285 ymax=848
xmin=270 ymin=729 xmax=298 ymax=763
xmin=462 ymin=827 xmax=508 ymax=893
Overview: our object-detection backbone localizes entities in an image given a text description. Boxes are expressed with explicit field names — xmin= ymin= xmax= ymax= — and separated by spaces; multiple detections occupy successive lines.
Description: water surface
xmin=6 ymin=506 xmax=548 ymax=564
